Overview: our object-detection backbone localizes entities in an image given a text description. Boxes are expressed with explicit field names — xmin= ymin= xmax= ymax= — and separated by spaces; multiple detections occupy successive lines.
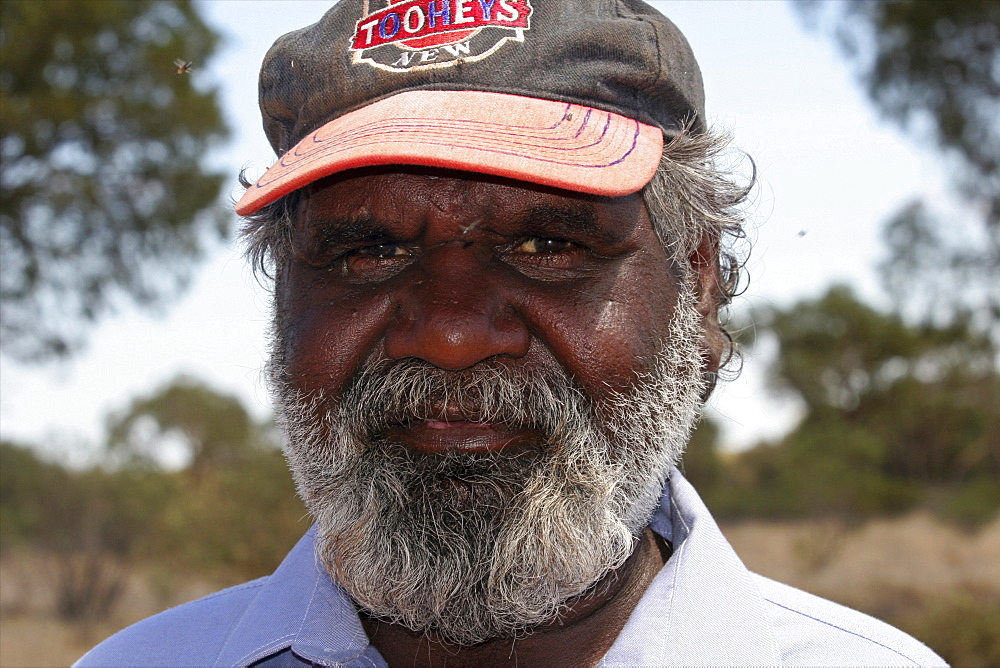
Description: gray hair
xmin=642 ymin=127 xmax=754 ymax=373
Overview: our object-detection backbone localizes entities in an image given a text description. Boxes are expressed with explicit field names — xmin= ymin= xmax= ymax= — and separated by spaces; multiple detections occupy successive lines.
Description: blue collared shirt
xmin=77 ymin=470 xmax=946 ymax=666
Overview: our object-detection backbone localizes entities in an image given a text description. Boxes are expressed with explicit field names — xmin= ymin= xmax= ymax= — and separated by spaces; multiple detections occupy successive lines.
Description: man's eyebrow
xmin=309 ymin=215 xmax=394 ymax=246
xmin=515 ymin=204 xmax=617 ymax=243
xmin=305 ymin=205 xmax=616 ymax=245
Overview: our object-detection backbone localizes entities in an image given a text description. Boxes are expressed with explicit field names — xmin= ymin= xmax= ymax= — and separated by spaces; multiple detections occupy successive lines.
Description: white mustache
xmin=336 ymin=356 xmax=589 ymax=446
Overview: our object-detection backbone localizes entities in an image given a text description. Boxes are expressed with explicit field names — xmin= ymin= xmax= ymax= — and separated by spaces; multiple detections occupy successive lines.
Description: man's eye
xmin=332 ymin=242 xmax=413 ymax=279
xmin=354 ymin=243 xmax=410 ymax=258
xmin=516 ymin=237 xmax=573 ymax=254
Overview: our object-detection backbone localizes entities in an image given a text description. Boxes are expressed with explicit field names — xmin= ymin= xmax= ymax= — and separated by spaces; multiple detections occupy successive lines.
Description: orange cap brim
xmin=235 ymin=90 xmax=664 ymax=215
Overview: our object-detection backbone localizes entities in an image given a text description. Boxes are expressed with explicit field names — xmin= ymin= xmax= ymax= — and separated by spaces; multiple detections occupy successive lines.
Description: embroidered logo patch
xmin=350 ymin=0 xmax=532 ymax=72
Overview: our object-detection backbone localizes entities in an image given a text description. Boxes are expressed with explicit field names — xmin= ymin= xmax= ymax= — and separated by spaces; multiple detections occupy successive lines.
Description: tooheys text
xmin=352 ymin=0 xmax=531 ymax=50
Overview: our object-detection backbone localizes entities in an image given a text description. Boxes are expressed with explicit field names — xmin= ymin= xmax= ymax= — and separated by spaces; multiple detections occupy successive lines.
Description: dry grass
xmin=0 ymin=550 xmax=224 ymax=667
xmin=720 ymin=511 xmax=1000 ymax=613
xmin=2 ymin=512 xmax=997 ymax=666
xmin=720 ymin=511 xmax=1000 ymax=664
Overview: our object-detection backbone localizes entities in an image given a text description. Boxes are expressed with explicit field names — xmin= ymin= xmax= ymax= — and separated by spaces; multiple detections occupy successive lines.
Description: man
xmin=79 ymin=1 xmax=944 ymax=666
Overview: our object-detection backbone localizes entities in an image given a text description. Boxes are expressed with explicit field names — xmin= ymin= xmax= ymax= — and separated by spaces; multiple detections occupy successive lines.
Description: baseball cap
xmin=235 ymin=0 xmax=705 ymax=216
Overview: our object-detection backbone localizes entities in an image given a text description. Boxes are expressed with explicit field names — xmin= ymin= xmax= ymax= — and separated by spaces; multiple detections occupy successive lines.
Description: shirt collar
xmin=600 ymin=468 xmax=783 ymax=666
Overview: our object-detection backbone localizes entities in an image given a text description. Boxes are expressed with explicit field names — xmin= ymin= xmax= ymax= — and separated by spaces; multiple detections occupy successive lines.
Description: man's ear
xmin=688 ymin=233 xmax=726 ymax=380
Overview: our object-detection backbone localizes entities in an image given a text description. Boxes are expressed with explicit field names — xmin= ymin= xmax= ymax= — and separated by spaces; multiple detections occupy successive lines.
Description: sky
xmin=0 ymin=1 xmax=948 ymax=465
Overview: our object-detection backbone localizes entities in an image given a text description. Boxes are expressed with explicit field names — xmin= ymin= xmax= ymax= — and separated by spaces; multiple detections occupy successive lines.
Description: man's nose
xmin=384 ymin=249 xmax=530 ymax=370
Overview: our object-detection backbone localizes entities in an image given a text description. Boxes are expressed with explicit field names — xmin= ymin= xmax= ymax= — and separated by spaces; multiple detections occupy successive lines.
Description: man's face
xmin=269 ymin=168 xmax=716 ymax=644
xmin=277 ymin=167 xmax=692 ymax=403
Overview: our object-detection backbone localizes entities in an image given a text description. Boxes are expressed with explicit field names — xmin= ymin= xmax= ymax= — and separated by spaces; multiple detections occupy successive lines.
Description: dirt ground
xmin=1 ymin=512 xmax=997 ymax=667
xmin=0 ymin=553 xmax=222 ymax=667
xmin=721 ymin=511 xmax=1000 ymax=614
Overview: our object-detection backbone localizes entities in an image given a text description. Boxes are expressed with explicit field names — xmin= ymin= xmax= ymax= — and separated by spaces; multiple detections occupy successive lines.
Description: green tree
xmin=795 ymin=0 xmax=999 ymax=332
xmin=105 ymin=377 xmax=308 ymax=581
xmin=0 ymin=0 xmax=230 ymax=361
xmin=765 ymin=286 xmax=997 ymax=481
xmin=1 ymin=378 xmax=308 ymax=619
xmin=716 ymin=286 xmax=998 ymax=520
xmin=142 ymin=447 xmax=307 ymax=582
xmin=106 ymin=376 xmax=264 ymax=476
xmin=0 ymin=440 xmax=72 ymax=550
xmin=0 ymin=441 xmax=176 ymax=620
xmin=680 ymin=417 xmax=724 ymax=492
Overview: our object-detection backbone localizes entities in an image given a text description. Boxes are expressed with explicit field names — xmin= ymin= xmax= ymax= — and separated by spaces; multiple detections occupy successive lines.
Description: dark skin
xmin=277 ymin=166 xmax=725 ymax=667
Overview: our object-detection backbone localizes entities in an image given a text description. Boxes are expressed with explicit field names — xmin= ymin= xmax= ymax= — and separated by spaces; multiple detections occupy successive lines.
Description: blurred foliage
xmin=1 ymin=440 xmax=172 ymax=557
xmin=0 ymin=440 xmax=175 ymax=619
xmin=898 ymin=591 xmax=1000 ymax=668
xmin=140 ymin=447 xmax=306 ymax=581
xmin=0 ymin=0 xmax=230 ymax=361
xmin=689 ymin=286 xmax=999 ymax=524
xmin=0 ymin=378 xmax=306 ymax=622
xmin=107 ymin=376 xmax=265 ymax=476
xmin=1 ymin=440 xmax=75 ymax=552
xmin=796 ymin=0 xmax=999 ymax=210
xmin=933 ymin=477 xmax=1000 ymax=531
xmin=679 ymin=417 xmax=723 ymax=490
xmin=794 ymin=0 xmax=999 ymax=334
xmin=102 ymin=377 xmax=308 ymax=581
xmin=879 ymin=197 xmax=998 ymax=339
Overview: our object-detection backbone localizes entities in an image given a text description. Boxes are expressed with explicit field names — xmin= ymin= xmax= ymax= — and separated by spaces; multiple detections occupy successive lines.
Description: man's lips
xmin=387 ymin=419 xmax=537 ymax=455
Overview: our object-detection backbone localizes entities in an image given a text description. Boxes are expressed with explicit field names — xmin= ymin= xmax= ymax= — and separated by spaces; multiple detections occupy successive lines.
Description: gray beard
xmin=269 ymin=287 xmax=706 ymax=646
